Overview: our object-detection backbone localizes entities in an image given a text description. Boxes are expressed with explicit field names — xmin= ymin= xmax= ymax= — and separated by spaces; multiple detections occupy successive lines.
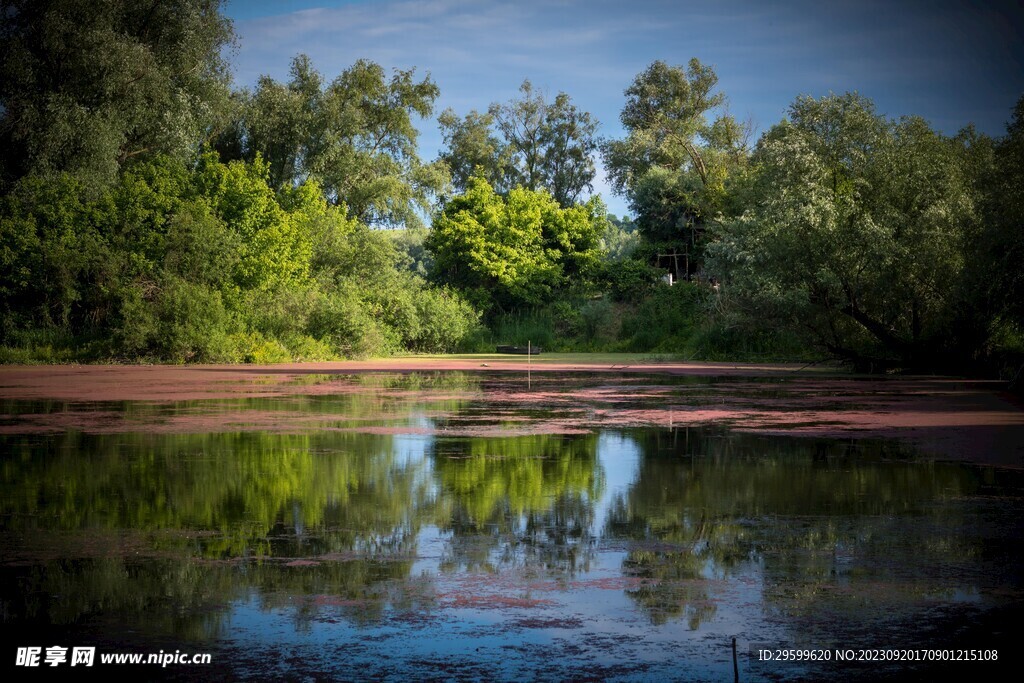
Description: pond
xmin=1 ymin=370 xmax=1021 ymax=680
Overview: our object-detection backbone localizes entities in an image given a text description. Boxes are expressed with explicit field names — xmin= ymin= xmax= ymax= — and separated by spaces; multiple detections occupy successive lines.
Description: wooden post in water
xmin=527 ymin=340 xmax=531 ymax=388
xmin=732 ymin=637 xmax=739 ymax=682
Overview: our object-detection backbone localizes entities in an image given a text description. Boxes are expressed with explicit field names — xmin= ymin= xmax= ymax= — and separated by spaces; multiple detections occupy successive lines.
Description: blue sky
xmin=224 ymin=0 xmax=1024 ymax=217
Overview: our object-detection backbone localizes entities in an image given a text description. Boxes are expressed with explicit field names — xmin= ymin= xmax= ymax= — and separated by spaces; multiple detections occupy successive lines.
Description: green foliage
xmin=405 ymin=285 xmax=482 ymax=353
xmin=602 ymin=258 xmax=664 ymax=302
xmin=427 ymin=177 xmax=603 ymax=312
xmin=707 ymin=93 xmax=981 ymax=369
xmin=0 ymin=6 xmax=1016 ymax=376
xmin=196 ymin=153 xmax=311 ymax=292
xmin=604 ymin=59 xmax=731 ymax=194
xmin=154 ymin=276 xmax=231 ymax=363
xmin=601 ymin=214 xmax=641 ymax=261
xmin=387 ymin=227 xmax=433 ymax=277
xmin=308 ymin=283 xmax=400 ymax=358
xmin=0 ymin=173 xmax=86 ymax=333
xmin=602 ymin=59 xmax=751 ymax=280
xmin=0 ymin=150 xmax=481 ymax=363
xmin=481 ymin=299 xmax=621 ymax=352
xmin=438 ymin=109 xmax=512 ymax=196
xmin=439 ymin=80 xmax=599 ymax=207
xmin=224 ymin=55 xmax=447 ymax=227
xmin=0 ymin=0 xmax=234 ymax=190
xmin=978 ymin=96 xmax=1024 ymax=330
xmin=618 ymin=283 xmax=702 ymax=353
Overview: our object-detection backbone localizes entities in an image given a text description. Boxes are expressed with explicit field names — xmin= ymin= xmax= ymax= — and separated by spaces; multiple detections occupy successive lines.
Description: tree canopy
xmin=0 ymin=0 xmax=234 ymax=190
xmin=220 ymin=55 xmax=448 ymax=228
xmin=438 ymin=80 xmax=599 ymax=207
xmin=601 ymin=59 xmax=751 ymax=279
xmin=426 ymin=177 xmax=604 ymax=311
xmin=707 ymin=93 xmax=985 ymax=369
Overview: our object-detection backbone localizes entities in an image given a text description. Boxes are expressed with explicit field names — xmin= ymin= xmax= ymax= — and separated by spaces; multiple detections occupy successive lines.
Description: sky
xmin=223 ymin=0 xmax=1024 ymax=217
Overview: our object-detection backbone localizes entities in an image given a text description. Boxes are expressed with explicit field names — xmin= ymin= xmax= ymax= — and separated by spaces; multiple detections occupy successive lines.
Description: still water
xmin=1 ymin=372 xmax=1021 ymax=680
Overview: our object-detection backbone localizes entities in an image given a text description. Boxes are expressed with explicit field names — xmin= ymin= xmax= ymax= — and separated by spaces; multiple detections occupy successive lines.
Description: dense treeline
xmin=0 ymin=0 xmax=1020 ymax=374
xmin=0 ymin=0 xmax=478 ymax=362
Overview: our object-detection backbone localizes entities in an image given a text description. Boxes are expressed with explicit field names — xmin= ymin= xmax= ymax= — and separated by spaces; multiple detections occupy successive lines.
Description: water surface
xmin=1 ymin=372 xmax=1020 ymax=680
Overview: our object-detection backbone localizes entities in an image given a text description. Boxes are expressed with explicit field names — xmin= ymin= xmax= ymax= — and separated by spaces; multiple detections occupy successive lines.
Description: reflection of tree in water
xmin=606 ymin=431 xmax=742 ymax=628
xmin=607 ymin=427 xmax=1008 ymax=631
xmin=0 ymin=558 xmax=237 ymax=641
xmin=430 ymin=433 xmax=604 ymax=578
xmin=1 ymin=555 xmax=433 ymax=640
xmin=244 ymin=558 xmax=433 ymax=631
xmin=1 ymin=430 xmax=434 ymax=555
xmin=0 ymin=429 xmax=437 ymax=634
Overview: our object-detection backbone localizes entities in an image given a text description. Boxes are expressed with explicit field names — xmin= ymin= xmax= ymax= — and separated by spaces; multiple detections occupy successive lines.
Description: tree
xmin=601 ymin=214 xmax=641 ymax=261
xmin=234 ymin=54 xmax=323 ymax=190
xmin=602 ymin=59 xmax=751 ymax=279
xmin=706 ymin=93 xmax=982 ymax=370
xmin=437 ymin=109 xmax=512 ymax=196
xmin=194 ymin=153 xmax=312 ymax=293
xmin=225 ymin=55 xmax=448 ymax=228
xmin=979 ymin=96 xmax=1024 ymax=330
xmin=604 ymin=59 xmax=725 ymax=194
xmin=438 ymin=81 xmax=599 ymax=207
xmin=313 ymin=59 xmax=447 ymax=227
xmin=0 ymin=0 xmax=234 ymax=190
xmin=426 ymin=177 xmax=603 ymax=311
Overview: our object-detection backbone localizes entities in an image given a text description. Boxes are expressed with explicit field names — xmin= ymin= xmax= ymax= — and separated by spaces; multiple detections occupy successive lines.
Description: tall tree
xmin=437 ymin=108 xmax=511 ymax=196
xmin=0 ymin=0 xmax=234 ymax=190
xmin=602 ymin=59 xmax=750 ymax=279
xmin=707 ymin=93 xmax=983 ymax=370
xmin=236 ymin=54 xmax=323 ymax=190
xmin=438 ymin=81 xmax=599 ymax=207
xmin=603 ymin=59 xmax=726 ymax=193
xmin=227 ymin=55 xmax=448 ymax=228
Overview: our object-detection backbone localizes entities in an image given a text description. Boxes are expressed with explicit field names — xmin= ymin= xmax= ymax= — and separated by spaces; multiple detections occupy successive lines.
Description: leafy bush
xmin=155 ymin=277 xmax=231 ymax=363
xmin=227 ymin=331 xmax=293 ymax=364
xmin=602 ymin=259 xmax=664 ymax=302
xmin=308 ymin=286 xmax=400 ymax=359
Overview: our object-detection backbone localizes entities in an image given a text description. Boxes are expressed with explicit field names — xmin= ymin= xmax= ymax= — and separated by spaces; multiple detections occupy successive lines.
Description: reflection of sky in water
xmin=593 ymin=432 xmax=640 ymax=533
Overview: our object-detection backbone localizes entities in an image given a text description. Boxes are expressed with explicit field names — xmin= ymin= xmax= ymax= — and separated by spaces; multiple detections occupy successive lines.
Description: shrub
xmin=410 ymin=287 xmax=481 ymax=352
xmin=308 ymin=286 xmax=400 ymax=359
xmin=155 ymin=277 xmax=231 ymax=363
xmin=602 ymin=259 xmax=664 ymax=302
xmin=618 ymin=283 xmax=702 ymax=352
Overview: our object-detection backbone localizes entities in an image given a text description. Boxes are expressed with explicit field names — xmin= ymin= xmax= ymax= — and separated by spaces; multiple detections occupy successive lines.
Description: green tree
xmin=235 ymin=54 xmax=323 ymax=190
xmin=195 ymin=153 xmax=311 ymax=294
xmin=601 ymin=213 xmax=641 ymax=261
xmin=979 ymin=96 xmax=1024 ymax=331
xmin=439 ymin=81 xmax=599 ymax=207
xmin=602 ymin=59 xmax=750 ymax=279
xmin=0 ymin=0 xmax=234 ymax=189
xmin=227 ymin=55 xmax=447 ymax=227
xmin=437 ymin=109 xmax=512 ymax=196
xmin=426 ymin=177 xmax=603 ymax=311
xmin=707 ymin=93 xmax=983 ymax=370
